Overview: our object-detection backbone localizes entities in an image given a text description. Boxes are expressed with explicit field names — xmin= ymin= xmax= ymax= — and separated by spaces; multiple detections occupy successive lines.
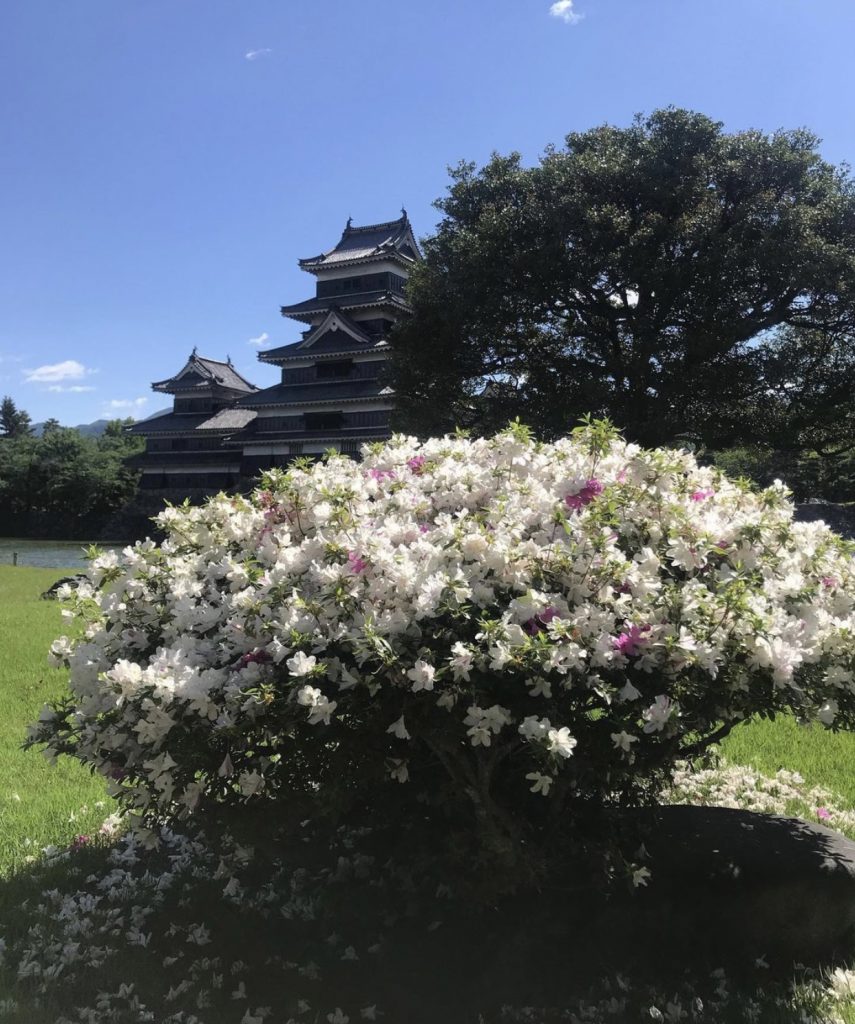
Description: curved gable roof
xmin=152 ymin=352 xmax=259 ymax=394
xmin=298 ymin=211 xmax=421 ymax=271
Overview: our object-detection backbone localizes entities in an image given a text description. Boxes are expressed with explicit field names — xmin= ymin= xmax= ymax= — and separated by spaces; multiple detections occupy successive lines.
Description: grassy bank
xmin=0 ymin=566 xmax=107 ymax=875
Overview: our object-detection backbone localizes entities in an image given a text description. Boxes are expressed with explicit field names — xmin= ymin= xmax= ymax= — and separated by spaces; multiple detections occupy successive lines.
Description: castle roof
xmin=280 ymin=290 xmax=411 ymax=324
xmin=298 ymin=212 xmax=421 ymax=273
xmin=196 ymin=408 xmax=258 ymax=431
xmin=126 ymin=411 xmax=215 ymax=435
xmin=235 ymin=379 xmax=394 ymax=410
xmin=151 ymin=352 xmax=259 ymax=394
xmin=261 ymin=309 xmax=389 ymax=364
xmin=126 ymin=406 xmax=257 ymax=436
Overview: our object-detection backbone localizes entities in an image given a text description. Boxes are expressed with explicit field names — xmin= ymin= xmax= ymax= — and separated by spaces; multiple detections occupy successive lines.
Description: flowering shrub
xmin=28 ymin=421 xmax=855 ymax=889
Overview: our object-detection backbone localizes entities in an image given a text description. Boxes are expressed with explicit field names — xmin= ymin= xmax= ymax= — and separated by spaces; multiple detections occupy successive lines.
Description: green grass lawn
xmin=722 ymin=713 xmax=855 ymax=808
xmin=0 ymin=566 xmax=107 ymax=876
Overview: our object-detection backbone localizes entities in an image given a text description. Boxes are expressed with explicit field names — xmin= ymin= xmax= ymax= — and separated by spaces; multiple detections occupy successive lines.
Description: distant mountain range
xmin=32 ymin=419 xmax=113 ymax=438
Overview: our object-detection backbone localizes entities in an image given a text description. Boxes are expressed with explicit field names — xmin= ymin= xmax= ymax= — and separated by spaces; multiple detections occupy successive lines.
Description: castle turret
xmin=126 ymin=352 xmax=258 ymax=493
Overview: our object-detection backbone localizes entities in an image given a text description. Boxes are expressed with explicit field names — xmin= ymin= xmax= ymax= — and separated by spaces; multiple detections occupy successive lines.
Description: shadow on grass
xmin=0 ymin=810 xmax=853 ymax=1024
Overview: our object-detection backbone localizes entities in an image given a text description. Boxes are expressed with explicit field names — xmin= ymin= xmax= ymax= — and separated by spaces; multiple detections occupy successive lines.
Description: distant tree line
xmin=0 ymin=397 xmax=144 ymax=538
xmin=390 ymin=108 xmax=855 ymax=502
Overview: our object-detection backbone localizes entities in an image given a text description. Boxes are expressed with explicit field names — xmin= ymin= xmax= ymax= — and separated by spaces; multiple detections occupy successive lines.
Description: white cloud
xmin=549 ymin=0 xmax=583 ymax=24
xmin=104 ymin=397 xmax=149 ymax=413
xmin=245 ymin=48 xmax=272 ymax=61
xmin=24 ymin=359 xmax=94 ymax=384
xmin=47 ymin=384 xmax=96 ymax=393
xmin=248 ymin=331 xmax=270 ymax=347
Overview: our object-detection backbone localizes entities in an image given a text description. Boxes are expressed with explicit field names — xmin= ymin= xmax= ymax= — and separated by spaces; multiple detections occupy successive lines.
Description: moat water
xmin=0 ymin=538 xmax=124 ymax=570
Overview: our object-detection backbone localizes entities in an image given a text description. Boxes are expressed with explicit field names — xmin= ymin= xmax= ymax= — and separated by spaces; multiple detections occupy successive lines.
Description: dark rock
xmin=617 ymin=805 xmax=855 ymax=965
xmin=382 ymin=806 xmax=855 ymax=1017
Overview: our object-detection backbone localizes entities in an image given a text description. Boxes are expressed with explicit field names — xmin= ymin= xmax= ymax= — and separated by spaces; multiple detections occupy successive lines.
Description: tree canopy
xmin=390 ymin=108 xmax=855 ymax=451
xmin=0 ymin=396 xmax=33 ymax=439
xmin=0 ymin=413 xmax=143 ymax=533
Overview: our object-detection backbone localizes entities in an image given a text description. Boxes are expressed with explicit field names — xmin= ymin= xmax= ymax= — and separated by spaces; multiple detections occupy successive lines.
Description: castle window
xmin=316 ymin=360 xmax=353 ymax=380
xmin=304 ymin=411 xmax=344 ymax=431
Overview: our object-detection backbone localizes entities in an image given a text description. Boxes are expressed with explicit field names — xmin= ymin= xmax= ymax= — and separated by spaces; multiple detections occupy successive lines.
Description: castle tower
xmin=232 ymin=211 xmax=420 ymax=476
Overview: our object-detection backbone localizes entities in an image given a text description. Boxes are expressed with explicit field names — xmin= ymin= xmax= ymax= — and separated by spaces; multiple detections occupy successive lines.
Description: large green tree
xmin=390 ymin=109 xmax=855 ymax=448
xmin=0 ymin=396 xmax=33 ymax=438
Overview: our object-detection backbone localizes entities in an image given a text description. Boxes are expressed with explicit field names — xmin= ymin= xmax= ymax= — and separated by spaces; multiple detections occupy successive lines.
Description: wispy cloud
xmin=24 ymin=359 xmax=95 ymax=384
xmin=248 ymin=331 xmax=270 ymax=347
xmin=245 ymin=48 xmax=272 ymax=61
xmin=549 ymin=0 xmax=583 ymax=24
xmin=47 ymin=384 xmax=96 ymax=393
xmin=104 ymin=397 xmax=149 ymax=413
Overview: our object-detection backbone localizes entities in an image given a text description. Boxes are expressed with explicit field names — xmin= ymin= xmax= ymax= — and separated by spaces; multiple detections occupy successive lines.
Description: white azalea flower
xmin=525 ymin=772 xmax=553 ymax=795
xmin=307 ymin=696 xmax=337 ymax=726
xmin=386 ymin=715 xmax=410 ymax=740
xmin=642 ymin=695 xmax=674 ymax=733
xmin=546 ymin=726 xmax=577 ymax=759
xmin=297 ymin=685 xmax=322 ymax=707
xmin=406 ymin=659 xmax=436 ymax=692
xmin=287 ymin=651 xmax=317 ymax=677
xmin=611 ymin=730 xmax=638 ymax=753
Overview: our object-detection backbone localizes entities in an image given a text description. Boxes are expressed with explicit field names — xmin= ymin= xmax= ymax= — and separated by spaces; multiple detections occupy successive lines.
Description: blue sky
xmin=2 ymin=0 xmax=854 ymax=424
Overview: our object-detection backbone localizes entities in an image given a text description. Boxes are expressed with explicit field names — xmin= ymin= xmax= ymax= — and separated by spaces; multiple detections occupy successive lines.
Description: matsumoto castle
xmin=127 ymin=212 xmax=420 ymax=494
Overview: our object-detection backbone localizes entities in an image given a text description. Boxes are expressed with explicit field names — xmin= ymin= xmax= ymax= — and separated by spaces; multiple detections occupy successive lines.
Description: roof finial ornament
xmin=191 ymin=346 xmax=197 ymax=357
xmin=346 ymin=215 xmax=353 ymax=230
xmin=226 ymin=354 xmax=232 ymax=365
xmin=401 ymin=206 xmax=407 ymax=219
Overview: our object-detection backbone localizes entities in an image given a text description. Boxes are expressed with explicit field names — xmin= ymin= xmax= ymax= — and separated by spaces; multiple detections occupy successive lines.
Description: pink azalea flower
xmin=565 ymin=479 xmax=604 ymax=512
xmin=238 ymin=649 xmax=272 ymax=669
xmin=523 ymin=606 xmax=560 ymax=636
xmin=70 ymin=835 xmax=91 ymax=850
xmin=817 ymin=807 xmax=831 ymax=821
xmin=348 ymin=551 xmax=368 ymax=574
xmin=821 ymin=576 xmax=838 ymax=590
xmin=407 ymin=455 xmax=426 ymax=474
xmin=367 ymin=468 xmax=396 ymax=482
xmin=612 ymin=624 xmax=651 ymax=657
xmin=690 ymin=488 xmax=715 ymax=502
xmin=258 ymin=490 xmax=290 ymax=532
xmin=418 ymin=524 xmax=430 ymax=534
